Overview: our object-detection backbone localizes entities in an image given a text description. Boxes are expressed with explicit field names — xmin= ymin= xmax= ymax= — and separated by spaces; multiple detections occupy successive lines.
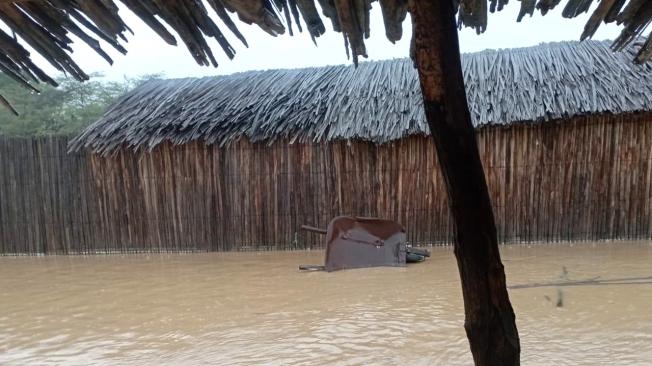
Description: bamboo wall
xmin=1 ymin=113 xmax=651 ymax=254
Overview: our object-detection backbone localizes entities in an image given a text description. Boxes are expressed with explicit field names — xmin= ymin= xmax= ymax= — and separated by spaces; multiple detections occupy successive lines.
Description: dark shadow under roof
xmin=71 ymin=40 xmax=652 ymax=154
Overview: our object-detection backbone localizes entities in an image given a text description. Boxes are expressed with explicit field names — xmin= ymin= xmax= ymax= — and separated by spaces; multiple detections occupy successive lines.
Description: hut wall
xmin=1 ymin=113 xmax=651 ymax=254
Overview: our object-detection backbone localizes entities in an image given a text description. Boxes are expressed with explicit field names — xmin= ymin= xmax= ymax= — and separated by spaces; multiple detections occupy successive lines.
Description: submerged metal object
xmin=300 ymin=216 xmax=429 ymax=272
xmin=324 ymin=216 xmax=407 ymax=272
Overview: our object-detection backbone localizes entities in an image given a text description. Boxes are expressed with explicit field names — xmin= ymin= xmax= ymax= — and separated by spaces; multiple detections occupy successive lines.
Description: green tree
xmin=0 ymin=74 xmax=160 ymax=136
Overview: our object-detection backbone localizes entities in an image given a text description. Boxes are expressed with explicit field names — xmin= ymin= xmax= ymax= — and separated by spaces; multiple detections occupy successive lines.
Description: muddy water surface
xmin=1 ymin=242 xmax=651 ymax=365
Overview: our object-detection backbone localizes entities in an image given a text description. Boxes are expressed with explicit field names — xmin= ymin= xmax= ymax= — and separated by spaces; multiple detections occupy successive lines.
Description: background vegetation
xmin=0 ymin=74 xmax=159 ymax=136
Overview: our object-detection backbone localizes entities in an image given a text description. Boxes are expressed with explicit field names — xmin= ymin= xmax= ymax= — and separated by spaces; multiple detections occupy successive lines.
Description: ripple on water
xmin=0 ymin=242 xmax=651 ymax=365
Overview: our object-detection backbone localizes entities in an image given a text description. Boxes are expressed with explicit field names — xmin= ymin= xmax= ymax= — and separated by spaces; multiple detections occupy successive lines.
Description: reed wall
xmin=1 ymin=113 xmax=651 ymax=254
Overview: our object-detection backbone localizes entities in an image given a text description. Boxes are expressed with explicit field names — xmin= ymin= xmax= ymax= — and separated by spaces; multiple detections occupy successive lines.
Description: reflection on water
xmin=1 ymin=242 xmax=651 ymax=365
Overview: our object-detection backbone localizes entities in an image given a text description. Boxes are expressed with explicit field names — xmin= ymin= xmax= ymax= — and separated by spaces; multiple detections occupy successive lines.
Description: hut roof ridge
xmin=70 ymin=39 xmax=652 ymax=154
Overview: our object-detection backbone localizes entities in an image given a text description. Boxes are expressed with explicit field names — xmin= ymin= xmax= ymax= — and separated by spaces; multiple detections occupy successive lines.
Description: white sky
xmin=28 ymin=2 xmax=623 ymax=81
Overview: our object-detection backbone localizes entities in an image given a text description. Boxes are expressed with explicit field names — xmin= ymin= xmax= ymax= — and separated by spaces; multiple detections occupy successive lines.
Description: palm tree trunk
xmin=408 ymin=1 xmax=521 ymax=364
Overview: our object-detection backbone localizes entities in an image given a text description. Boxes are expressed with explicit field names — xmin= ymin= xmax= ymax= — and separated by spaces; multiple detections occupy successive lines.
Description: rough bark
xmin=408 ymin=1 xmax=521 ymax=365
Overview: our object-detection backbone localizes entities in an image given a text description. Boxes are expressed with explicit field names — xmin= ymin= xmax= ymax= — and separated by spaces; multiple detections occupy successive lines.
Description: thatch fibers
xmin=70 ymin=40 xmax=652 ymax=154
xmin=1 ymin=0 xmax=652 ymax=111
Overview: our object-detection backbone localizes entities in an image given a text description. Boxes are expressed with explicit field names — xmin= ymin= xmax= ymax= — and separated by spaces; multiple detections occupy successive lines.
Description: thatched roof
xmin=1 ymin=0 xmax=652 ymax=111
xmin=70 ymin=40 xmax=652 ymax=153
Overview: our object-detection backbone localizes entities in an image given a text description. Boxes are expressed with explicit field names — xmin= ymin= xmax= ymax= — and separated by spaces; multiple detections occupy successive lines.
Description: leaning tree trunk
xmin=408 ymin=1 xmax=521 ymax=365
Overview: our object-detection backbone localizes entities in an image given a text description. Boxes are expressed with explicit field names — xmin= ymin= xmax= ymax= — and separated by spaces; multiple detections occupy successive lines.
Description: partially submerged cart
xmin=299 ymin=216 xmax=430 ymax=272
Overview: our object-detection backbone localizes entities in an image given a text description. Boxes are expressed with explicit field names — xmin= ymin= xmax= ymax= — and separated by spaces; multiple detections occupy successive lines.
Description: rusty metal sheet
xmin=324 ymin=216 xmax=407 ymax=272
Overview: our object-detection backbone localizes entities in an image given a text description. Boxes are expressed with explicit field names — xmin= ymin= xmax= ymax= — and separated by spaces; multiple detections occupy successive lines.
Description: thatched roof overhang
xmin=1 ymin=0 xmax=652 ymax=113
xmin=70 ymin=40 xmax=652 ymax=154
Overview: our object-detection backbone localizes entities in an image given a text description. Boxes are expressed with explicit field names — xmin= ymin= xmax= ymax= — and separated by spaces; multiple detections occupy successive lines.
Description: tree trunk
xmin=408 ymin=1 xmax=521 ymax=365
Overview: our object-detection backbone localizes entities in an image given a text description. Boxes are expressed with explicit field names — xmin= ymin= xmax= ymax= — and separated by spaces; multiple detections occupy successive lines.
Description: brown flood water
xmin=1 ymin=241 xmax=651 ymax=365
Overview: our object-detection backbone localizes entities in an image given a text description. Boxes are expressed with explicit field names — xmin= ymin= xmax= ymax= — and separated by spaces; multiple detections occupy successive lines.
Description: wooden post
xmin=408 ymin=1 xmax=521 ymax=365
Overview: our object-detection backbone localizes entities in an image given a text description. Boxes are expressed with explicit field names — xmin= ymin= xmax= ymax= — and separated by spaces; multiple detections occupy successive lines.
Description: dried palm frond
xmin=1 ymin=0 xmax=651 ymax=112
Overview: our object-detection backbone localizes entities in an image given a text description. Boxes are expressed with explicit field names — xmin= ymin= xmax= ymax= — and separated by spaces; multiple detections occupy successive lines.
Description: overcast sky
xmin=29 ymin=2 xmax=623 ymax=81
